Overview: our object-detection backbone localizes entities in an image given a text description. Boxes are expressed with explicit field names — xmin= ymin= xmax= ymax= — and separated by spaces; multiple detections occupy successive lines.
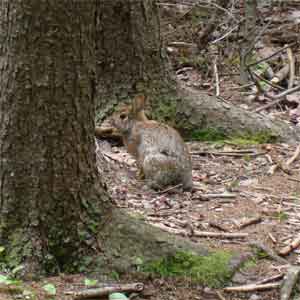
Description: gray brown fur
xmin=112 ymin=95 xmax=193 ymax=190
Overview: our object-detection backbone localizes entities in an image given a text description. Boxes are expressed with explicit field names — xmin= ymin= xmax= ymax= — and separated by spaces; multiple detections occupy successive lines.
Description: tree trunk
xmin=0 ymin=0 xmax=110 ymax=276
xmin=95 ymin=0 xmax=171 ymax=121
xmin=239 ymin=0 xmax=258 ymax=84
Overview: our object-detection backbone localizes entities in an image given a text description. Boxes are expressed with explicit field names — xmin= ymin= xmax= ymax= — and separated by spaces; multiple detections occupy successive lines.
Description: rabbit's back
xmin=131 ymin=121 xmax=193 ymax=190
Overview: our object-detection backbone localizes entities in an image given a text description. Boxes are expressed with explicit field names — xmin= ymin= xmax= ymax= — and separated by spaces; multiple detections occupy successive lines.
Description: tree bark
xmin=239 ymin=0 xmax=258 ymax=84
xmin=95 ymin=0 xmax=169 ymax=121
xmin=0 ymin=0 xmax=110 ymax=276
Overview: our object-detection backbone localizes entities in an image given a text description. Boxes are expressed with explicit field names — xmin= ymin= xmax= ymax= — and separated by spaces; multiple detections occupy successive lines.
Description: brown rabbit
xmin=112 ymin=95 xmax=193 ymax=190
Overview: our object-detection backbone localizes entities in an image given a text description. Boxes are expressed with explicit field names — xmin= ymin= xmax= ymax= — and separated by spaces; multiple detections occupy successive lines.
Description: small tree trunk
xmin=240 ymin=0 xmax=258 ymax=84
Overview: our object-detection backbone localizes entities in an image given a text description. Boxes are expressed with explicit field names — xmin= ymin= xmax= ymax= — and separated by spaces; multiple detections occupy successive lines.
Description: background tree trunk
xmin=0 ymin=0 xmax=109 ymax=276
xmin=95 ymin=0 xmax=171 ymax=121
xmin=240 ymin=0 xmax=258 ymax=84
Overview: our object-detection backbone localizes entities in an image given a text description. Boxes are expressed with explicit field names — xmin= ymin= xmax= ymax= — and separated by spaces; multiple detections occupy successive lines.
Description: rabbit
xmin=111 ymin=95 xmax=193 ymax=191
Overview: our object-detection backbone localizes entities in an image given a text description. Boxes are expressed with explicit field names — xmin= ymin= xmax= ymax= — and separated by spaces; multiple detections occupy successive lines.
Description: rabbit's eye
xmin=120 ymin=113 xmax=127 ymax=120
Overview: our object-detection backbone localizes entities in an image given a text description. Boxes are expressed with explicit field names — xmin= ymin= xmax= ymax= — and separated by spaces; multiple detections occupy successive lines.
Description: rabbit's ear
xmin=132 ymin=95 xmax=145 ymax=116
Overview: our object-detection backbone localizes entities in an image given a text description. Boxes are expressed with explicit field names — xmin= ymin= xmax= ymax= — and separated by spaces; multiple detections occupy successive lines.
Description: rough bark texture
xmin=240 ymin=0 xmax=258 ymax=84
xmin=0 ymin=0 xmax=110 ymax=276
xmin=95 ymin=0 xmax=170 ymax=121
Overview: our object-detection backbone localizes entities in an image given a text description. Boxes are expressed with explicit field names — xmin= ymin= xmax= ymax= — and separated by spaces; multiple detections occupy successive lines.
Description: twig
xmin=288 ymin=177 xmax=300 ymax=183
xmin=154 ymin=183 xmax=183 ymax=195
xmin=197 ymin=0 xmax=237 ymax=22
xmin=249 ymin=241 xmax=289 ymax=265
xmin=286 ymin=47 xmax=295 ymax=89
xmin=286 ymin=144 xmax=300 ymax=166
xmin=223 ymin=282 xmax=281 ymax=292
xmin=216 ymin=290 xmax=227 ymax=300
xmin=256 ymin=273 xmax=284 ymax=285
xmin=210 ymin=24 xmax=239 ymax=44
xmin=199 ymin=193 xmax=237 ymax=199
xmin=278 ymin=234 xmax=300 ymax=256
xmin=268 ymin=144 xmax=300 ymax=175
xmin=254 ymin=85 xmax=300 ymax=113
xmin=209 ymin=221 xmax=229 ymax=232
xmin=247 ymin=42 xmax=298 ymax=69
xmin=193 ymin=230 xmax=248 ymax=239
xmin=191 ymin=150 xmax=265 ymax=157
xmin=252 ymin=71 xmax=285 ymax=91
xmin=268 ymin=233 xmax=277 ymax=244
xmin=238 ymin=216 xmax=262 ymax=229
xmin=213 ymin=56 xmax=220 ymax=97
xmin=280 ymin=266 xmax=300 ymax=300
xmin=65 ymin=283 xmax=144 ymax=300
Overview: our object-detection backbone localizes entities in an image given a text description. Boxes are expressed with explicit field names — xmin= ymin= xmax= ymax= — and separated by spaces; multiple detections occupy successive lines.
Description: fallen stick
xmin=154 ymin=183 xmax=183 ymax=195
xmin=268 ymin=144 xmax=300 ymax=175
xmin=287 ymin=47 xmax=295 ymax=89
xmin=249 ymin=241 xmax=289 ymax=265
xmin=155 ymin=224 xmax=248 ymax=239
xmin=280 ymin=266 xmax=300 ymax=300
xmin=288 ymin=177 xmax=300 ymax=183
xmin=254 ymin=85 xmax=300 ymax=113
xmin=216 ymin=290 xmax=227 ymax=300
xmin=200 ymin=193 xmax=237 ymax=199
xmin=193 ymin=230 xmax=248 ymax=239
xmin=252 ymin=71 xmax=284 ymax=91
xmin=278 ymin=234 xmax=300 ymax=256
xmin=213 ymin=56 xmax=220 ymax=97
xmin=286 ymin=144 xmax=300 ymax=167
xmin=255 ymin=273 xmax=284 ymax=285
xmin=191 ymin=151 xmax=265 ymax=157
xmin=65 ymin=283 xmax=144 ymax=300
xmin=247 ymin=42 xmax=298 ymax=69
xmin=209 ymin=221 xmax=229 ymax=232
xmin=238 ymin=216 xmax=262 ymax=229
xmin=223 ymin=282 xmax=281 ymax=292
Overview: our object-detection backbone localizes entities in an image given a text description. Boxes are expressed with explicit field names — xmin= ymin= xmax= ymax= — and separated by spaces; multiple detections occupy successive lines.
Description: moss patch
xmin=142 ymin=251 xmax=233 ymax=288
xmin=151 ymin=99 xmax=178 ymax=126
xmin=189 ymin=128 xmax=227 ymax=142
xmin=189 ymin=128 xmax=277 ymax=145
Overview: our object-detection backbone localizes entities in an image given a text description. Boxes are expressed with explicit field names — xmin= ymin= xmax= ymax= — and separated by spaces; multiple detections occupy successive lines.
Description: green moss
xmin=189 ymin=128 xmax=277 ymax=145
xmin=241 ymin=258 xmax=257 ymax=270
xmin=151 ymin=98 xmax=177 ymax=126
xmin=142 ymin=251 xmax=233 ymax=288
xmin=274 ymin=211 xmax=288 ymax=222
xmin=189 ymin=128 xmax=227 ymax=142
xmin=227 ymin=131 xmax=277 ymax=145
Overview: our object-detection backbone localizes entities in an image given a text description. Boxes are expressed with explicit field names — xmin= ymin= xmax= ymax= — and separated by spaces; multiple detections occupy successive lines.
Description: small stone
xmin=249 ymin=293 xmax=261 ymax=300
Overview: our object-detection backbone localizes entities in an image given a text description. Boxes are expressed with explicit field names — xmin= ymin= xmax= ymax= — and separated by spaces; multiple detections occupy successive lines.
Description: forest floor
xmin=5 ymin=140 xmax=296 ymax=300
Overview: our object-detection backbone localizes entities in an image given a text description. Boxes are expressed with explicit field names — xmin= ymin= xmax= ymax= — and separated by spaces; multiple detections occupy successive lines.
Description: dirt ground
xmin=2 ymin=140 xmax=298 ymax=300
